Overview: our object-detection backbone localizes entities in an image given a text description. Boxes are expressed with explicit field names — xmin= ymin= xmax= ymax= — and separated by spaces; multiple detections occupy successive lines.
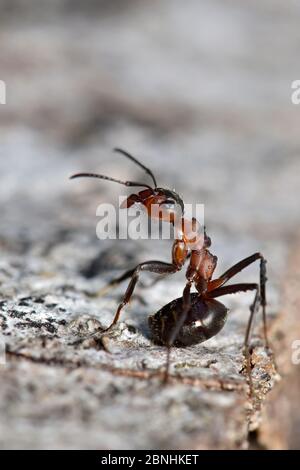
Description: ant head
xmin=154 ymin=188 xmax=185 ymax=214
xmin=70 ymin=148 xmax=185 ymax=214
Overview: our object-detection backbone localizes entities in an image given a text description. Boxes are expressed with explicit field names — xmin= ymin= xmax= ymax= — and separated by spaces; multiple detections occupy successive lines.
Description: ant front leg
xmin=104 ymin=261 xmax=179 ymax=331
xmin=97 ymin=250 xmax=191 ymax=297
xmin=163 ymin=280 xmax=193 ymax=383
xmin=97 ymin=267 xmax=136 ymax=298
xmin=146 ymin=253 xmax=192 ymax=290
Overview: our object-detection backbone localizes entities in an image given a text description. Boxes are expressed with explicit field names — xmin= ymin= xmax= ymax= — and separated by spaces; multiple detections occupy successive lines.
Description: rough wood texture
xmin=0 ymin=0 xmax=299 ymax=449
xmin=259 ymin=235 xmax=300 ymax=449
xmin=0 ymin=227 xmax=280 ymax=449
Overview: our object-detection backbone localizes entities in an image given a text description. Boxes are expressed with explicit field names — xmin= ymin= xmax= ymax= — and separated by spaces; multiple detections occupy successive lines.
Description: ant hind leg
xmin=207 ymin=282 xmax=260 ymax=396
xmin=207 ymin=252 xmax=269 ymax=349
xmin=244 ymin=286 xmax=260 ymax=396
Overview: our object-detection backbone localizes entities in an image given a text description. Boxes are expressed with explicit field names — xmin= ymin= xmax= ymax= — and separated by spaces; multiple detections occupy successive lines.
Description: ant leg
xmin=97 ymin=268 xmax=136 ymax=297
xmin=245 ymin=287 xmax=260 ymax=395
xmin=97 ymin=252 xmax=191 ymax=297
xmin=260 ymin=257 xmax=268 ymax=348
xmin=163 ymin=280 xmax=193 ymax=383
xmin=143 ymin=252 xmax=192 ymax=289
xmin=206 ymin=283 xmax=258 ymax=299
xmin=206 ymin=282 xmax=260 ymax=396
xmin=207 ymin=252 xmax=269 ymax=348
xmin=104 ymin=261 xmax=179 ymax=331
xmin=208 ymin=253 xmax=262 ymax=290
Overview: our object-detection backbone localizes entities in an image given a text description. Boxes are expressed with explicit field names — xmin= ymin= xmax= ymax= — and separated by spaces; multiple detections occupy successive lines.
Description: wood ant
xmin=71 ymin=148 xmax=269 ymax=392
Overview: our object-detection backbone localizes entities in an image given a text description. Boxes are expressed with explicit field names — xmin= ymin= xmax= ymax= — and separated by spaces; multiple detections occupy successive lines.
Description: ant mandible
xmin=71 ymin=148 xmax=269 ymax=392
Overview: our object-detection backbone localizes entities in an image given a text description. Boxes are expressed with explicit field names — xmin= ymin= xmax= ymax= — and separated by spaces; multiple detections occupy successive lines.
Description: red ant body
xmin=71 ymin=148 xmax=269 ymax=391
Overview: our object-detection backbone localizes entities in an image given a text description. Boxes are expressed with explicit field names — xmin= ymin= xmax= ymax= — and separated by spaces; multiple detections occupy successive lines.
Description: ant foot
xmin=102 ymin=323 xmax=115 ymax=333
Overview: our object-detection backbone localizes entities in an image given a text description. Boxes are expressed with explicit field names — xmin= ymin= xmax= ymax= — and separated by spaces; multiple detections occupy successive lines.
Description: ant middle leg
xmin=207 ymin=252 xmax=269 ymax=348
xmin=104 ymin=261 xmax=179 ymax=331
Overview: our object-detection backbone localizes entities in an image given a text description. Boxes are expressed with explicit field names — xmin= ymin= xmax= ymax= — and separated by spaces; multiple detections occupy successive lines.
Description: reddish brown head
xmin=70 ymin=148 xmax=185 ymax=222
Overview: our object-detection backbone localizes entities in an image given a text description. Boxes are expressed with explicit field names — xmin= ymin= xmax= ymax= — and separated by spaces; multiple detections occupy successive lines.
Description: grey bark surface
xmin=0 ymin=0 xmax=299 ymax=449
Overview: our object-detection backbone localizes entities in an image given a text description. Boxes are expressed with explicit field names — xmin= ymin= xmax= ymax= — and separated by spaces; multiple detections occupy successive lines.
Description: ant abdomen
xmin=149 ymin=294 xmax=228 ymax=347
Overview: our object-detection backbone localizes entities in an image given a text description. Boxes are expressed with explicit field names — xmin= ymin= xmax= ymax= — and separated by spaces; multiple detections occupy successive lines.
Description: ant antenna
xmin=69 ymin=172 xmax=153 ymax=190
xmin=114 ymin=148 xmax=157 ymax=188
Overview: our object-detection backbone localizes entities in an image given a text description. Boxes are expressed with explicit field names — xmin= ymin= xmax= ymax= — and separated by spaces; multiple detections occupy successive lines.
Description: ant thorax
xmin=174 ymin=216 xmax=205 ymax=251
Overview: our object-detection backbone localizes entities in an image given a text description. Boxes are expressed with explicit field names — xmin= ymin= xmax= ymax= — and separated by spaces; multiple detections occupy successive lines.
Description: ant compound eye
xmin=159 ymin=199 xmax=176 ymax=209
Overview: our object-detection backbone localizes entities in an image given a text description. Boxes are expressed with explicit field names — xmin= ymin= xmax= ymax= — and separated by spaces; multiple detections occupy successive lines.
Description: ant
xmin=71 ymin=148 xmax=269 ymax=393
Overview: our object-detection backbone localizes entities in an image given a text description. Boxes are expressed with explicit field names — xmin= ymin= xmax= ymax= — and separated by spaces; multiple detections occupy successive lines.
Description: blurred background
xmin=0 ymin=0 xmax=300 ymax=449
xmin=1 ymin=0 xmax=300 ymax=243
